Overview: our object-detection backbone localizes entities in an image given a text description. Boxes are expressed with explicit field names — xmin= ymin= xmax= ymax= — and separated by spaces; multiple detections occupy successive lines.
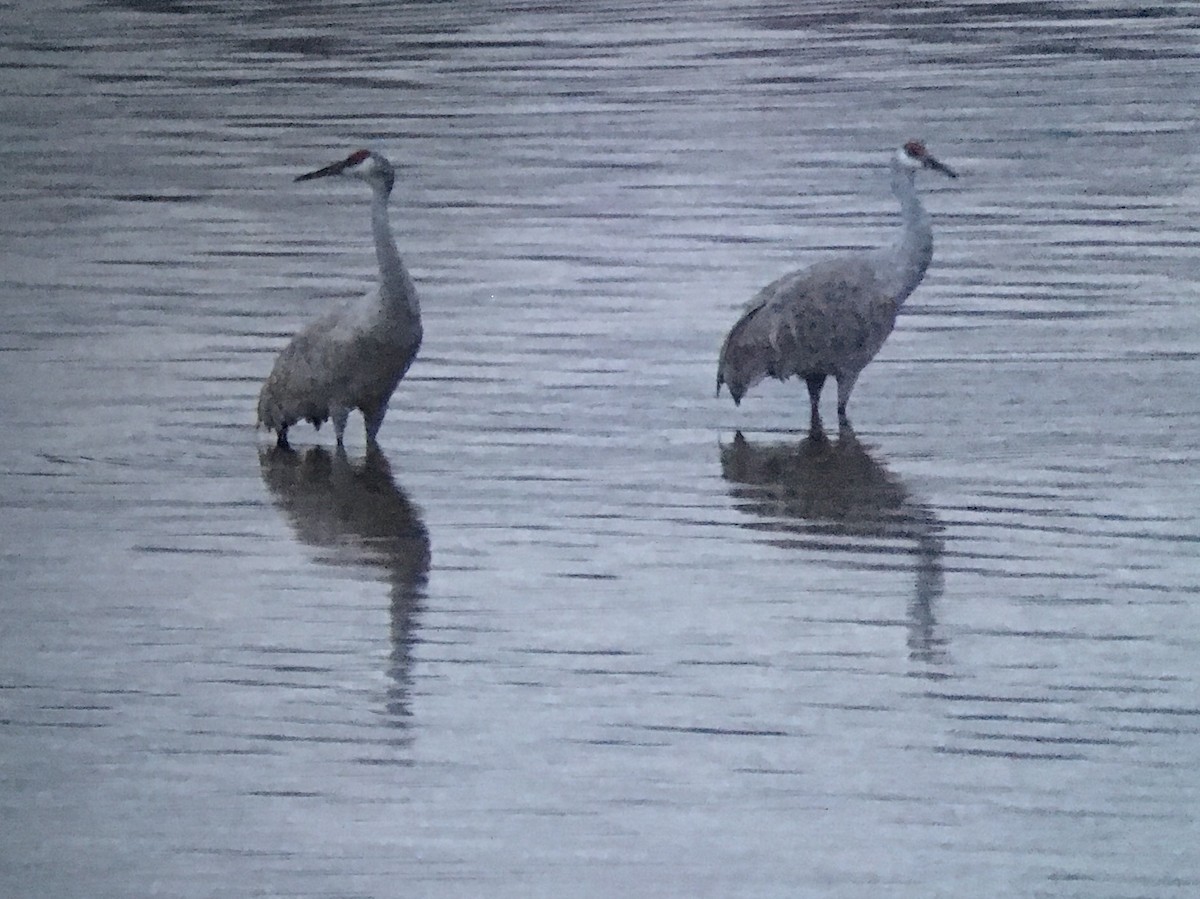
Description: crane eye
xmin=347 ymin=149 xmax=371 ymax=166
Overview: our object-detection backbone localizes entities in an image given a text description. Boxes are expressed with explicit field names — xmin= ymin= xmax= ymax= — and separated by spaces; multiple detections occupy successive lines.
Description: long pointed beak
xmin=295 ymin=159 xmax=349 ymax=182
xmin=924 ymin=155 xmax=958 ymax=179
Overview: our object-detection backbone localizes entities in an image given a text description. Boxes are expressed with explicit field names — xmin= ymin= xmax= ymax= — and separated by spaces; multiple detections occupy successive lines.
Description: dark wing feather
xmin=716 ymin=274 xmax=803 ymax=404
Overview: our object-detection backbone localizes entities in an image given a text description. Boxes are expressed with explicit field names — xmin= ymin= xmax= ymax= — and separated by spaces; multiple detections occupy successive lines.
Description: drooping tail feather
xmin=717 ymin=296 xmax=792 ymax=406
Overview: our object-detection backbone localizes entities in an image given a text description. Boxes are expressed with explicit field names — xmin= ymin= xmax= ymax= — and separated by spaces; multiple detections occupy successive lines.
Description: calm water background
xmin=2 ymin=1 xmax=1199 ymax=896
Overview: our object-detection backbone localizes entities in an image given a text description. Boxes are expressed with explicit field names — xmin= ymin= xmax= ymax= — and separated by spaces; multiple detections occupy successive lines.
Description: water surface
xmin=2 ymin=2 xmax=1199 ymax=896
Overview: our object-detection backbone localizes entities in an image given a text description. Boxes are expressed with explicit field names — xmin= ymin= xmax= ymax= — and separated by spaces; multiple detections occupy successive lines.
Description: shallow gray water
xmin=2 ymin=2 xmax=1199 ymax=896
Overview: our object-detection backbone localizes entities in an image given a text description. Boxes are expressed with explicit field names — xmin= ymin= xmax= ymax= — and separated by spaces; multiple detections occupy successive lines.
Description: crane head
xmin=898 ymin=140 xmax=957 ymax=179
xmin=295 ymin=149 xmax=396 ymax=194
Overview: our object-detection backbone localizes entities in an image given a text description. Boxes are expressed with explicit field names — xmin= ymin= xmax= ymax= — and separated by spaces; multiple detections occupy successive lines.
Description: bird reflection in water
xmin=720 ymin=429 xmax=946 ymax=666
xmin=258 ymin=445 xmax=430 ymax=724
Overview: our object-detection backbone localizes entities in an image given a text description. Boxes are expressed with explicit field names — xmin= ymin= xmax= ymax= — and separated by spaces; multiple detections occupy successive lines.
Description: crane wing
xmin=257 ymin=312 xmax=358 ymax=431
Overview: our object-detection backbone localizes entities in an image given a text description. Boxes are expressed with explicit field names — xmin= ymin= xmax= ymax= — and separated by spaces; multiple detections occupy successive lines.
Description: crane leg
xmin=835 ymin=373 xmax=859 ymax=428
xmin=804 ymin=374 xmax=826 ymax=435
xmin=332 ymin=406 xmax=350 ymax=446
xmin=275 ymin=426 xmax=291 ymax=450
xmin=363 ymin=404 xmax=387 ymax=446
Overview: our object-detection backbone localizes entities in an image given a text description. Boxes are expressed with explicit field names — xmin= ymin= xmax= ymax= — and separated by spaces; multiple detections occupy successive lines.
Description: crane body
xmin=258 ymin=150 xmax=421 ymax=449
xmin=717 ymin=141 xmax=956 ymax=432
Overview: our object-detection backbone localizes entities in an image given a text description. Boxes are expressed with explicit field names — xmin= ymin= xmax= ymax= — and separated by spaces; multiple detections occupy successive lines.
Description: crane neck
xmin=883 ymin=162 xmax=934 ymax=306
xmin=371 ymin=187 xmax=420 ymax=319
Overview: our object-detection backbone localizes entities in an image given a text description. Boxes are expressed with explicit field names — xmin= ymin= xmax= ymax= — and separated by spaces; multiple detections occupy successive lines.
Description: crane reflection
xmin=258 ymin=445 xmax=431 ymax=723
xmin=720 ymin=429 xmax=946 ymax=666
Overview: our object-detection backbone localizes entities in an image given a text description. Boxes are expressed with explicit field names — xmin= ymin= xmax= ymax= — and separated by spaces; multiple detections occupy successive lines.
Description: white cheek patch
xmin=896 ymin=148 xmax=922 ymax=170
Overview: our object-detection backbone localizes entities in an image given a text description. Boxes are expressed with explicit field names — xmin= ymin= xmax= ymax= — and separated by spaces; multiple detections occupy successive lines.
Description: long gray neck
xmin=880 ymin=162 xmax=934 ymax=306
xmin=371 ymin=187 xmax=420 ymax=319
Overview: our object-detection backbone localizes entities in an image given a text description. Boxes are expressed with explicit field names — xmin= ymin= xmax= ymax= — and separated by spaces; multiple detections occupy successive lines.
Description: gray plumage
xmin=717 ymin=140 xmax=957 ymax=432
xmin=258 ymin=149 xmax=422 ymax=449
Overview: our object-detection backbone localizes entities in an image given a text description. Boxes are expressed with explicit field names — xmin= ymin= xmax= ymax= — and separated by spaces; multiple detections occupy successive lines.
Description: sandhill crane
xmin=257 ymin=149 xmax=422 ymax=449
xmin=716 ymin=141 xmax=957 ymax=432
